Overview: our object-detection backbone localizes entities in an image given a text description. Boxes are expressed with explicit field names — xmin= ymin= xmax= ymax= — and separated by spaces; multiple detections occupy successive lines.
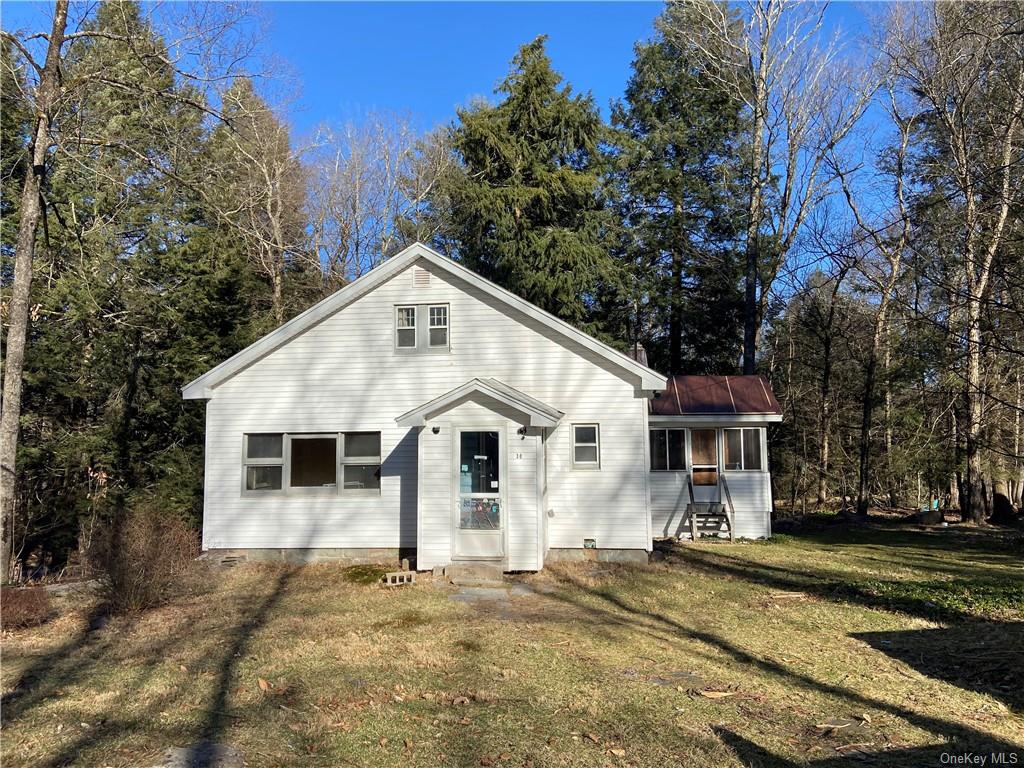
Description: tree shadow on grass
xmin=853 ymin=623 xmax=1024 ymax=713
xmin=1 ymin=564 xmax=301 ymax=768
xmin=667 ymin=543 xmax=1024 ymax=625
xmin=714 ymin=727 xmax=967 ymax=767
xmin=540 ymin=570 xmax=1024 ymax=763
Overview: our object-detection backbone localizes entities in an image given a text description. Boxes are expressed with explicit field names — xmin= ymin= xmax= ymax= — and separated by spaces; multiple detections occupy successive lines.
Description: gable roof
xmin=650 ymin=375 xmax=781 ymax=418
xmin=182 ymin=242 xmax=666 ymax=399
xmin=395 ymin=378 xmax=564 ymax=428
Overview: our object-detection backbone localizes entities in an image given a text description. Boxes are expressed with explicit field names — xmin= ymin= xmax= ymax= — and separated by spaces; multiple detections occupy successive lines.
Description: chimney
xmin=629 ymin=342 xmax=648 ymax=367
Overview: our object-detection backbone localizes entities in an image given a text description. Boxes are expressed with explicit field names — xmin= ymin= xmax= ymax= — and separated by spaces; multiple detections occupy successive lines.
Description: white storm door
xmin=454 ymin=429 xmax=503 ymax=559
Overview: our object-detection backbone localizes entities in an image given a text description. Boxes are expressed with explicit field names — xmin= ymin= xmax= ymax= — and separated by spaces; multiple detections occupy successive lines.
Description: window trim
xmin=395 ymin=305 xmax=417 ymax=350
xmin=394 ymin=303 xmax=450 ymax=352
xmin=339 ymin=431 xmax=383 ymax=494
xmin=427 ymin=304 xmax=449 ymax=348
xmin=571 ymin=423 xmax=601 ymax=469
xmin=649 ymin=428 xmax=687 ymax=472
xmin=722 ymin=427 xmax=765 ymax=472
xmin=241 ymin=431 xmax=383 ymax=497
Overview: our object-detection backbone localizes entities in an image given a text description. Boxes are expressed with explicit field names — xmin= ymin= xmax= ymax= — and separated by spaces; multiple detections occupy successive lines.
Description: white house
xmin=183 ymin=243 xmax=781 ymax=571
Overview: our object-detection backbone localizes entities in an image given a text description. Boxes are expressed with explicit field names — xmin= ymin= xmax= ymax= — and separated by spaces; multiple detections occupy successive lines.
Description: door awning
xmin=395 ymin=378 xmax=564 ymax=428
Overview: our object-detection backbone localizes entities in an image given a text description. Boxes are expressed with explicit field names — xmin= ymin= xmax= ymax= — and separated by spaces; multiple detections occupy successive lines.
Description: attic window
xmin=395 ymin=304 xmax=449 ymax=352
xmin=412 ymin=267 xmax=430 ymax=287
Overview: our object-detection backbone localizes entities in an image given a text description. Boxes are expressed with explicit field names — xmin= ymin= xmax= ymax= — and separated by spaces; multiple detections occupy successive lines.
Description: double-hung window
xmin=341 ymin=432 xmax=382 ymax=490
xmin=243 ymin=432 xmax=382 ymax=494
xmin=244 ymin=434 xmax=284 ymax=491
xmin=396 ymin=306 xmax=417 ymax=348
xmin=723 ymin=428 xmax=763 ymax=471
xmin=649 ymin=428 xmax=686 ymax=471
xmin=572 ymin=424 xmax=600 ymax=468
xmin=395 ymin=304 xmax=449 ymax=351
xmin=428 ymin=305 xmax=448 ymax=347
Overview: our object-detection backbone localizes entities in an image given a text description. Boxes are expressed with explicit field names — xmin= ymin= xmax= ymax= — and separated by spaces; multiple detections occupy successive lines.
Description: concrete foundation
xmin=544 ymin=548 xmax=650 ymax=565
xmin=203 ymin=548 xmax=401 ymax=566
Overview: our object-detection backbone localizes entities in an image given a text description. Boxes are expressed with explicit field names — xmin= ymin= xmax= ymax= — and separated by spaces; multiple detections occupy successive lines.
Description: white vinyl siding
xmin=201 ymin=258 xmax=649 ymax=555
xmin=648 ymin=424 xmax=772 ymax=540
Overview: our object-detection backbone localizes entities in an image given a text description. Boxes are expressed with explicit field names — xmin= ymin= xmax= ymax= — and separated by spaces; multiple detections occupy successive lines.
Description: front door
xmin=454 ymin=429 xmax=503 ymax=559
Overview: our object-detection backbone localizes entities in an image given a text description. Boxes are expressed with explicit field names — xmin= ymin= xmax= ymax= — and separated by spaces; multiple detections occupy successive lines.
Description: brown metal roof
xmin=649 ymin=375 xmax=782 ymax=416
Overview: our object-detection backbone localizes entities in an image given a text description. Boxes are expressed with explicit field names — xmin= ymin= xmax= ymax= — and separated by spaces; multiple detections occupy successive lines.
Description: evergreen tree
xmin=607 ymin=3 xmax=747 ymax=374
xmin=440 ymin=36 xmax=610 ymax=324
xmin=13 ymin=2 xmax=272 ymax=566
xmin=1 ymin=38 xmax=31 ymax=265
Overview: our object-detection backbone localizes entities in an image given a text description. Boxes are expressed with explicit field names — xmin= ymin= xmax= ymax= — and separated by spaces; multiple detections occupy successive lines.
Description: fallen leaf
xmin=257 ymin=677 xmax=270 ymax=692
xmin=459 ymin=717 xmax=472 ymax=725
xmin=499 ymin=751 xmax=512 ymax=759
xmin=608 ymin=747 xmax=626 ymax=757
xmin=480 ymin=756 xmax=493 ymax=766
xmin=858 ymin=713 xmax=872 ymax=724
xmin=453 ymin=696 xmax=470 ymax=706
xmin=379 ymin=737 xmax=388 ymax=748
xmin=288 ymin=723 xmax=302 ymax=732
xmin=404 ymin=738 xmax=413 ymax=749
xmin=699 ymin=690 xmax=737 ymax=699
xmin=585 ymin=732 xmax=601 ymax=744
xmin=179 ymin=665 xmax=189 ymax=673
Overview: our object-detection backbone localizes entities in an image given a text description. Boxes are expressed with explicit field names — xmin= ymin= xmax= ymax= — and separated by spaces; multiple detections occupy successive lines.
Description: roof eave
xmin=649 ymin=413 xmax=783 ymax=424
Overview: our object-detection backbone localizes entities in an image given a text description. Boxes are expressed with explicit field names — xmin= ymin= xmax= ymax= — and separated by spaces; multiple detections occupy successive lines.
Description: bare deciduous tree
xmin=307 ymin=114 xmax=454 ymax=293
xmin=663 ymin=0 xmax=874 ymax=374
xmin=883 ymin=2 xmax=1024 ymax=522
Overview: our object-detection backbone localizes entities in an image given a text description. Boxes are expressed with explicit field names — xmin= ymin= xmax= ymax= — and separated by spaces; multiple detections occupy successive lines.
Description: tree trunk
xmin=816 ymin=334 xmax=832 ymax=506
xmin=884 ymin=338 xmax=898 ymax=507
xmin=0 ymin=0 xmax=69 ymax=582
xmin=963 ymin=295 xmax=986 ymax=522
xmin=271 ymin=267 xmax=284 ymax=326
xmin=669 ymin=245 xmax=683 ymax=375
xmin=741 ymin=64 xmax=767 ymax=376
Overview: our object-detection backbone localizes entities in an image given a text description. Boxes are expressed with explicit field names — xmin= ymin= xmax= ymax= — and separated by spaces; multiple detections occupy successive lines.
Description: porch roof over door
xmin=395 ymin=378 xmax=564 ymax=428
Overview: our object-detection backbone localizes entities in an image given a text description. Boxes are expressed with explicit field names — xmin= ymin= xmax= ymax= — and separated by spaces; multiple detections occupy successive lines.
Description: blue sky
xmin=1 ymin=1 xmax=871 ymax=139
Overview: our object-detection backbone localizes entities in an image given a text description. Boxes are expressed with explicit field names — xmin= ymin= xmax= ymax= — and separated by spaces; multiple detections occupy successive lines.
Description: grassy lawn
xmin=3 ymin=520 xmax=1023 ymax=767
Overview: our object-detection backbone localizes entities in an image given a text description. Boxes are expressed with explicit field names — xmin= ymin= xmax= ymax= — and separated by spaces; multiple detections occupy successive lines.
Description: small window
xmin=650 ymin=429 xmax=686 ymax=471
xmin=724 ymin=428 xmax=763 ymax=471
xmin=244 ymin=433 xmax=284 ymax=491
xmin=572 ymin=424 xmax=600 ymax=467
xmin=396 ymin=306 xmax=416 ymax=348
xmin=428 ymin=305 xmax=448 ymax=347
xmin=290 ymin=435 xmax=337 ymax=487
xmin=341 ymin=431 xmax=381 ymax=490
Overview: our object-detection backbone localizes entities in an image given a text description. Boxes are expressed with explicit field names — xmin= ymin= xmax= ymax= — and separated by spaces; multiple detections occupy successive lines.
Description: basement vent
xmin=412 ymin=267 xmax=431 ymax=287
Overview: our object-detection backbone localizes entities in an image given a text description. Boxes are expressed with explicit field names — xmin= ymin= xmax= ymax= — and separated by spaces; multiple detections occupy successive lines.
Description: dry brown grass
xmin=1 ymin=523 xmax=1022 ymax=767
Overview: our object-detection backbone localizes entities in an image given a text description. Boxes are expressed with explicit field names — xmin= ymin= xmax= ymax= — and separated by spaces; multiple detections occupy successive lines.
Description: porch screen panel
xmin=690 ymin=428 xmax=718 ymax=486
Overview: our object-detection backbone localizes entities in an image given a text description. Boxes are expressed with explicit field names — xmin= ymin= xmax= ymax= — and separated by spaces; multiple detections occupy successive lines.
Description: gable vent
xmin=412 ymin=267 xmax=431 ymax=288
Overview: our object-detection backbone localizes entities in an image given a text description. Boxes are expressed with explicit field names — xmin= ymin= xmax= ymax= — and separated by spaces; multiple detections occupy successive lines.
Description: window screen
xmin=743 ymin=429 xmax=763 ymax=470
xmin=724 ymin=429 xmax=743 ymax=470
xmin=650 ymin=429 xmax=686 ymax=471
xmin=691 ymin=429 xmax=717 ymax=466
xmin=723 ymin=428 xmax=763 ymax=470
